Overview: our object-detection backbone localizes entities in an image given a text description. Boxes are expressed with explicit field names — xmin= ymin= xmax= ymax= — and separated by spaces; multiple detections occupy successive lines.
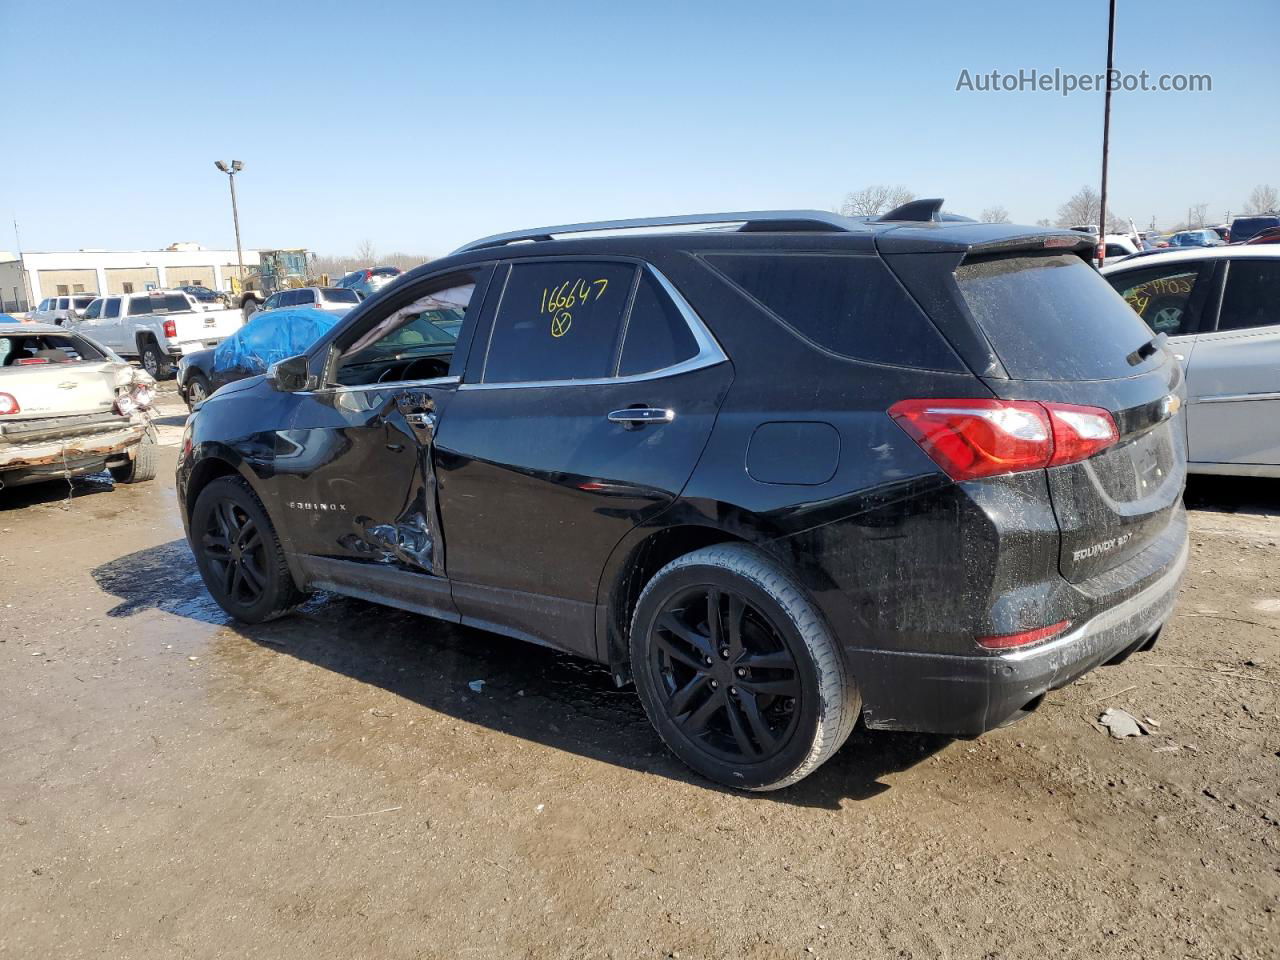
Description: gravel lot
xmin=1 ymin=391 xmax=1277 ymax=959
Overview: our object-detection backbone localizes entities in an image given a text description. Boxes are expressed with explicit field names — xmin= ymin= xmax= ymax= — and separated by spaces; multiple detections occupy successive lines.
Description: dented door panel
xmin=273 ymin=381 xmax=456 ymax=580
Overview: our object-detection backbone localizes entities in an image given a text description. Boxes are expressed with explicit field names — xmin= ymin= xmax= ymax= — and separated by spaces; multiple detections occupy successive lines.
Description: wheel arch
xmin=595 ymin=519 xmax=754 ymax=682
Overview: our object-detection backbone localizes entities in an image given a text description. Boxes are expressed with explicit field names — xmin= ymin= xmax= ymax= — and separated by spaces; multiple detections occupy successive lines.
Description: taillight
xmin=163 ymin=319 xmax=177 ymax=338
xmin=0 ymin=392 xmax=19 ymax=415
xmin=977 ymin=620 xmax=1071 ymax=650
xmin=888 ymin=398 xmax=1118 ymax=481
xmin=15 ymin=357 xmax=49 ymax=365
xmin=364 ymin=269 xmax=373 ymax=280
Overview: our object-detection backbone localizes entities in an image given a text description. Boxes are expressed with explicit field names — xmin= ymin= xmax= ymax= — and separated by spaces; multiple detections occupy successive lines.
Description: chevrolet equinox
xmin=178 ymin=202 xmax=1188 ymax=790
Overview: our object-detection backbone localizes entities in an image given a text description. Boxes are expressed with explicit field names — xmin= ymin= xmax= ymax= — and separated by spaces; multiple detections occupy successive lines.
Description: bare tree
xmin=1188 ymin=203 xmax=1210 ymax=228
xmin=841 ymin=185 xmax=915 ymax=218
xmin=1055 ymin=185 xmax=1127 ymax=233
xmin=1245 ymin=184 xmax=1279 ymax=214
xmin=1034 ymin=218 xmax=1053 ymax=227
xmin=980 ymin=205 xmax=1011 ymax=223
xmin=355 ymin=238 xmax=378 ymax=263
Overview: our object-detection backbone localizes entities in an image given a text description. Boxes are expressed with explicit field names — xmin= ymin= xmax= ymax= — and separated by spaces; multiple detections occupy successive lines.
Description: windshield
xmin=955 ymin=253 xmax=1159 ymax=381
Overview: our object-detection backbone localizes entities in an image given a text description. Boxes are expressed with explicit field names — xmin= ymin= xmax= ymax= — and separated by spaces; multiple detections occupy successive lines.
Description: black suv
xmin=177 ymin=203 xmax=1188 ymax=790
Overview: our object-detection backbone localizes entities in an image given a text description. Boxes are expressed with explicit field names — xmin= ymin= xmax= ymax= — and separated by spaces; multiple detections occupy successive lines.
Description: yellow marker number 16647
xmin=540 ymin=277 xmax=609 ymax=315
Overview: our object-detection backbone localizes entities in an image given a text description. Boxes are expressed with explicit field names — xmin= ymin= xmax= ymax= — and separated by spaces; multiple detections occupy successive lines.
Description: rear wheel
xmin=109 ymin=431 xmax=157 ymax=483
xmin=191 ymin=476 xmax=304 ymax=623
xmin=630 ymin=543 xmax=859 ymax=790
xmin=139 ymin=340 xmax=173 ymax=379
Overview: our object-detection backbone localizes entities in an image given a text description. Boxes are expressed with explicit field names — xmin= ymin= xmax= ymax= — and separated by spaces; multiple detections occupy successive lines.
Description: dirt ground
xmin=1 ymin=389 xmax=1277 ymax=960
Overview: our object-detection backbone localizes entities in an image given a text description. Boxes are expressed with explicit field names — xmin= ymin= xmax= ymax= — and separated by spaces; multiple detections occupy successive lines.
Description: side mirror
xmin=267 ymin=354 xmax=314 ymax=392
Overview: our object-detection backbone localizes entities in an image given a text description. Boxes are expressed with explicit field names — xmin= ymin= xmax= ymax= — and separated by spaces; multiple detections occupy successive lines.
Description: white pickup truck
xmin=76 ymin=290 xmax=243 ymax=378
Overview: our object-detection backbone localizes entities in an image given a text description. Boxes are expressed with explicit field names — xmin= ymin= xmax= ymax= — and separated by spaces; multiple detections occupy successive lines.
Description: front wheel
xmin=184 ymin=373 xmax=212 ymax=409
xmin=630 ymin=543 xmax=859 ymax=791
xmin=190 ymin=476 xmax=304 ymax=623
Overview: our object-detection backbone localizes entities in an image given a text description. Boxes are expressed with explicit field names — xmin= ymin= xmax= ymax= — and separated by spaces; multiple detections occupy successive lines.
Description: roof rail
xmin=451 ymin=210 xmax=859 ymax=254
xmin=877 ymin=198 xmax=946 ymax=222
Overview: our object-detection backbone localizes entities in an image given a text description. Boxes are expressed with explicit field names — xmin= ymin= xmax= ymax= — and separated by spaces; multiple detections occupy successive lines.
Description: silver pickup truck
xmin=76 ymin=290 xmax=243 ymax=379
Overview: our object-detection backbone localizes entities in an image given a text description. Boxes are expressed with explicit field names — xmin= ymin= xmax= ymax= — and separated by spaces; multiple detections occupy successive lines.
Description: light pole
xmin=214 ymin=160 xmax=245 ymax=292
xmin=1097 ymin=0 xmax=1116 ymax=266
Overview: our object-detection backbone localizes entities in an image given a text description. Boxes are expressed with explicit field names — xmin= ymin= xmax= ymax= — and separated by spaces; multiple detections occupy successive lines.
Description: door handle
xmin=607 ymin=407 xmax=674 ymax=427
xmin=1173 ymin=353 xmax=1186 ymax=361
xmin=405 ymin=411 xmax=436 ymax=428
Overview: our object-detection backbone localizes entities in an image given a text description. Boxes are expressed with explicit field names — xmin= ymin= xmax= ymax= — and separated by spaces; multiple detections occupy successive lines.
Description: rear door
xmin=951 ymin=252 xmax=1187 ymax=583
xmin=435 ymin=257 xmax=732 ymax=655
xmin=1184 ymin=257 xmax=1280 ymax=467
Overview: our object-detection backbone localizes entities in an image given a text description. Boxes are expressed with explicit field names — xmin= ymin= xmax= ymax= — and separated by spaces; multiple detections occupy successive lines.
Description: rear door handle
xmin=608 ymin=407 xmax=675 ymax=427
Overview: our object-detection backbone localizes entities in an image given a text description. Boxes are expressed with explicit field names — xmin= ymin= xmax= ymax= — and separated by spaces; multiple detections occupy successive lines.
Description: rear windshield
xmin=322 ymin=288 xmax=361 ymax=303
xmin=955 ymin=254 xmax=1157 ymax=381
xmin=128 ymin=294 xmax=191 ymax=316
xmin=1231 ymin=217 xmax=1279 ymax=242
xmin=0 ymin=333 xmax=106 ymax=367
xmin=371 ymin=267 xmax=400 ymax=277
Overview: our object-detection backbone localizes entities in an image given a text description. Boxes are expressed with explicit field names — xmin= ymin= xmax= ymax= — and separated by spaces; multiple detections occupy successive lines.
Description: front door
xmin=270 ymin=267 xmax=490 ymax=618
xmin=1185 ymin=257 xmax=1280 ymax=466
xmin=434 ymin=258 xmax=732 ymax=657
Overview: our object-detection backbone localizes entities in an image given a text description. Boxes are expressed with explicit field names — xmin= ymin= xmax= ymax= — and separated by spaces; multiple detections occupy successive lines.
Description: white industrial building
xmin=0 ymin=244 xmax=261 ymax=312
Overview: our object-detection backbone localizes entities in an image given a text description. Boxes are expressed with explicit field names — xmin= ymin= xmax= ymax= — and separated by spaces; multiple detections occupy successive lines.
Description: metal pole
xmin=13 ymin=219 xmax=33 ymax=313
xmin=1097 ymin=0 xmax=1117 ymax=267
xmin=227 ymin=172 xmax=245 ymax=290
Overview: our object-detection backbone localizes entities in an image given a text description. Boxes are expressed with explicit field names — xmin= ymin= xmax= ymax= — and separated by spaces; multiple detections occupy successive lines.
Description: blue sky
xmin=1 ymin=0 xmax=1275 ymax=257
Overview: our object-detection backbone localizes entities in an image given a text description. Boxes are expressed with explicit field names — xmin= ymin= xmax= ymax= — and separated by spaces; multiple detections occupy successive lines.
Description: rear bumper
xmin=0 ymin=415 xmax=146 ymax=482
xmin=851 ymin=533 xmax=1188 ymax=735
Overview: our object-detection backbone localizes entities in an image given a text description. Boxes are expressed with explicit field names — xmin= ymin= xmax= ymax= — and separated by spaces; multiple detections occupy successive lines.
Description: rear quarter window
xmin=702 ymin=253 xmax=961 ymax=370
xmin=955 ymin=253 xmax=1157 ymax=381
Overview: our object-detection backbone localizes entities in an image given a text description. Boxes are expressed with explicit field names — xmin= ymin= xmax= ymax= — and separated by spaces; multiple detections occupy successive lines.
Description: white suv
xmin=31 ymin=295 xmax=98 ymax=326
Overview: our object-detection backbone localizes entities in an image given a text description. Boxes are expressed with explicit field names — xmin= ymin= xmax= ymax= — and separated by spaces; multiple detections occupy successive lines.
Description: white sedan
xmin=0 ymin=323 xmax=158 ymax=489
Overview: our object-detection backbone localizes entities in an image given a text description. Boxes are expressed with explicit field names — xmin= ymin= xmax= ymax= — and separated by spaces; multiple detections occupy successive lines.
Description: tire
xmin=139 ymin=340 xmax=174 ymax=380
xmin=190 ymin=476 xmax=305 ymax=623
xmin=185 ymin=373 xmax=212 ymax=409
xmin=110 ymin=430 xmax=157 ymax=483
xmin=629 ymin=543 xmax=859 ymax=791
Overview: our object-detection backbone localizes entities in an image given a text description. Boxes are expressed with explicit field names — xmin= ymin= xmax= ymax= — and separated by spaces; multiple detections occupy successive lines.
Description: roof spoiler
xmin=877 ymin=198 xmax=946 ymax=222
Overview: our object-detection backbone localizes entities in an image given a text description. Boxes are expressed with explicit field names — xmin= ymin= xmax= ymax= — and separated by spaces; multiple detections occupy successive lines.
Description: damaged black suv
xmin=178 ymin=202 xmax=1188 ymax=790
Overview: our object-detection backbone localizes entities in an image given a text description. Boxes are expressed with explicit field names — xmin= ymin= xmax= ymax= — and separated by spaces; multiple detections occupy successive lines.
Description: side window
xmin=1216 ymin=261 xmax=1280 ymax=332
xmin=58 ymin=297 xmax=69 ymax=309
xmin=482 ymin=261 xmax=637 ymax=384
xmin=618 ymin=272 xmax=699 ymax=376
xmin=104 ymin=298 xmax=121 ymax=318
xmin=703 ymin=253 xmax=959 ymax=369
xmin=1105 ymin=263 xmax=1204 ymax=336
xmin=263 ymin=294 xmax=281 ymax=310
xmin=336 ymin=279 xmax=474 ymax=387
xmin=81 ymin=299 xmax=103 ymax=320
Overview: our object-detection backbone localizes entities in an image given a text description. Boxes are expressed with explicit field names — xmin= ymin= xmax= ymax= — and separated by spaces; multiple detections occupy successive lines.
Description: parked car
xmin=178 ymin=285 xmax=230 ymax=306
xmin=1227 ymin=214 xmax=1280 ymax=244
xmin=1244 ymin=225 xmax=1280 ymax=245
xmin=251 ymin=286 xmax=362 ymax=317
xmin=335 ymin=266 xmax=403 ymax=298
xmin=178 ymin=205 xmax=1188 ymax=791
xmin=77 ymin=289 xmax=243 ymax=379
xmin=1168 ymin=229 xmax=1223 ymax=248
xmin=0 ymin=323 xmax=157 ymax=488
xmin=1102 ymin=246 xmax=1280 ymax=477
xmin=31 ymin=295 xmax=97 ymax=327
xmin=176 ymin=307 xmax=353 ymax=409
xmin=1098 ymin=234 xmax=1140 ymax=262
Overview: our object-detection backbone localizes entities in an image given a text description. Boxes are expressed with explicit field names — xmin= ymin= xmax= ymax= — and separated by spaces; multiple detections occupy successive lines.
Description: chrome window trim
xmin=301 ymin=375 xmax=460 ymax=397
xmin=462 ymin=264 xmax=727 ymax=392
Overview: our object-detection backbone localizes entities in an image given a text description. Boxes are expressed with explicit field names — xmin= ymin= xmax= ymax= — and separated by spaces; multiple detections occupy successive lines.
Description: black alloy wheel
xmin=650 ymin=585 xmax=801 ymax=764
xmin=202 ymin=498 xmax=268 ymax=608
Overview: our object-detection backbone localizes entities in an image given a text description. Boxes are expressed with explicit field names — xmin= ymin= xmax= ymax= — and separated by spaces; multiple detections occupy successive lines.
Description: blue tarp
xmin=213 ymin=307 xmax=344 ymax=375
